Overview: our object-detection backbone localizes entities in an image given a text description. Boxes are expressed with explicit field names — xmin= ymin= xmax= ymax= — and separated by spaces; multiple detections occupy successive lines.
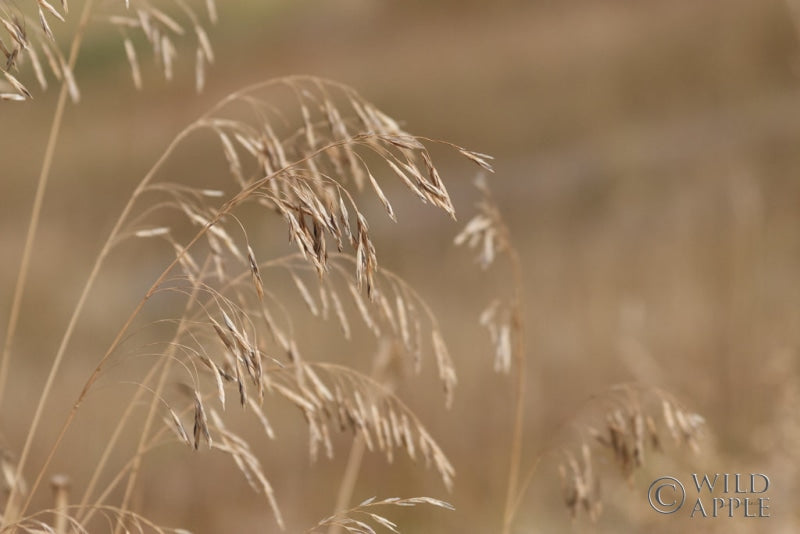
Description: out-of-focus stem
xmin=327 ymin=341 xmax=394 ymax=534
xmin=50 ymin=475 xmax=70 ymax=534
xmin=0 ymin=0 xmax=97 ymax=409
xmin=501 ymin=246 xmax=526 ymax=534
xmin=0 ymin=0 xmax=98 ymax=524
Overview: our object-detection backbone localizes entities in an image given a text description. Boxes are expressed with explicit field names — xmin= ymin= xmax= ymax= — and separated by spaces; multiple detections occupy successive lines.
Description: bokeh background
xmin=2 ymin=0 xmax=800 ymax=532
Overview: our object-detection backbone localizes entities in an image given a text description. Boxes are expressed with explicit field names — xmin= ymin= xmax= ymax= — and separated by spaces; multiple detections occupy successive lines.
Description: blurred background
xmin=2 ymin=0 xmax=800 ymax=532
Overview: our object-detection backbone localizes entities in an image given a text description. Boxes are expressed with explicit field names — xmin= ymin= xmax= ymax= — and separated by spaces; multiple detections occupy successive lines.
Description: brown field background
xmin=1 ymin=1 xmax=799 ymax=532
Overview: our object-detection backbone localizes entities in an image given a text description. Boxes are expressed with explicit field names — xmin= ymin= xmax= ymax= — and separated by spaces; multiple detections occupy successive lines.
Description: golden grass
xmin=1 ymin=5 xmax=491 ymax=526
xmin=5 ymin=1 xmax=795 ymax=533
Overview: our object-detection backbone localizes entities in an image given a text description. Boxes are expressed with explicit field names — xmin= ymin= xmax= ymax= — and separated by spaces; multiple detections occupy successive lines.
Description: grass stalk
xmin=501 ymin=246 xmax=526 ymax=534
xmin=12 ymin=124 xmax=352 ymax=520
xmin=3 ymin=124 xmax=198 ymax=525
xmin=112 ymin=261 xmax=211 ymax=533
xmin=0 ymin=0 xmax=97 ymax=411
xmin=327 ymin=341 xmax=393 ymax=534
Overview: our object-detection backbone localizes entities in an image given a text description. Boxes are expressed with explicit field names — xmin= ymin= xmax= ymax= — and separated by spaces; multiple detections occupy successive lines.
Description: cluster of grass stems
xmin=0 ymin=1 xmax=705 ymax=532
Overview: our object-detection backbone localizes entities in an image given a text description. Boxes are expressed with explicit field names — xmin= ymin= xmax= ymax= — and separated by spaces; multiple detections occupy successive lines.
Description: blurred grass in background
xmin=2 ymin=0 xmax=800 ymax=531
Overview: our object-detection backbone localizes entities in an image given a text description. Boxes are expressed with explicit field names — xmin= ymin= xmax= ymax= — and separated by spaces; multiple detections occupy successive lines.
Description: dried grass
xmin=457 ymin=178 xmax=706 ymax=531
xmin=559 ymin=386 xmax=704 ymax=521
xmin=309 ymin=496 xmax=454 ymax=534
xmin=0 ymin=68 xmax=488 ymax=532
xmin=0 ymin=3 xmax=714 ymax=533
xmin=0 ymin=0 xmax=216 ymax=101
